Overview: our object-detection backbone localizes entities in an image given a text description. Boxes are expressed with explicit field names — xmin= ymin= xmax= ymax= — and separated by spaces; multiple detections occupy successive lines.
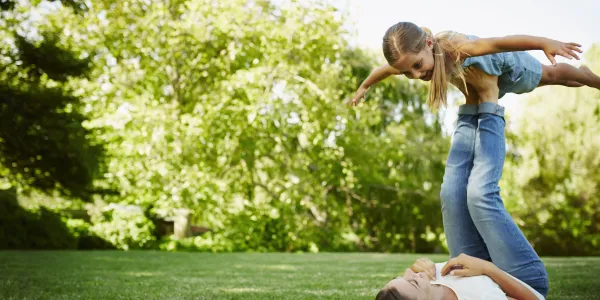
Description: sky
xmin=335 ymin=0 xmax=600 ymax=129
xmin=343 ymin=0 xmax=600 ymax=55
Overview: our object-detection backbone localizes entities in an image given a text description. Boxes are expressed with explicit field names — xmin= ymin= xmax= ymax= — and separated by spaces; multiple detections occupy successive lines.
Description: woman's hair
xmin=382 ymin=22 xmax=466 ymax=110
xmin=375 ymin=284 xmax=408 ymax=300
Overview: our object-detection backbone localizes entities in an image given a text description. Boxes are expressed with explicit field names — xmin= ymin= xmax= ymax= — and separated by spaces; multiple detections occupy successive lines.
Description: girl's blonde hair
xmin=382 ymin=22 xmax=466 ymax=110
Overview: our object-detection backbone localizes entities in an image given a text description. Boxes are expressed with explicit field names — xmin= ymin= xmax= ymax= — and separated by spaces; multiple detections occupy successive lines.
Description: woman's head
xmin=375 ymin=268 xmax=434 ymax=300
xmin=382 ymin=22 xmax=463 ymax=110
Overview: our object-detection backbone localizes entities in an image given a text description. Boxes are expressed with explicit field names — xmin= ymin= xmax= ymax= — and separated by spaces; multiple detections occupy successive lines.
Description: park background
xmin=1 ymin=0 xmax=599 ymax=299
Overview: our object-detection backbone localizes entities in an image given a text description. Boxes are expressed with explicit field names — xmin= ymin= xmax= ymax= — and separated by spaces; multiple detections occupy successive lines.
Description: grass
xmin=0 ymin=251 xmax=599 ymax=299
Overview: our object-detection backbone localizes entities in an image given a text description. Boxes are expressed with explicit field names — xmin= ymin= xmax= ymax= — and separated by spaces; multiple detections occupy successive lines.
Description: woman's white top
xmin=430 ymin=263 xmax=545 ymax=300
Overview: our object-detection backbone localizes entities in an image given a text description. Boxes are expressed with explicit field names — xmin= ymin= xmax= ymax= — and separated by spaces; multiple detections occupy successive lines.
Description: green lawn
xmin=0 ymin=251 xmax=599 ymax=299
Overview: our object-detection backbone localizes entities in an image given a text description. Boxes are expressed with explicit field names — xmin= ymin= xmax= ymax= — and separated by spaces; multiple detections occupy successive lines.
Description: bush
xmin=65 ymin=219 xmax=114 ymax=250
xmin=0 ymin=189 xmax=76 ymax=249
xmin=158 ymin=233 xmax=234 ymax=252
xmin=90 ymin=204 xmax=156 ymax=250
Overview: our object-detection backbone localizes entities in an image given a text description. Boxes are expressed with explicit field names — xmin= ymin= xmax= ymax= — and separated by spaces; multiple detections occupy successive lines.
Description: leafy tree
xmin=0 ymin=0 xmax=104 ymax=199
xmin=45 ymin=0 xmax=447 ymax=252
xmin=1 ymin=0 xmax=452 ymax=252
xmin=502 ymin=45 xmax=600 ymax=255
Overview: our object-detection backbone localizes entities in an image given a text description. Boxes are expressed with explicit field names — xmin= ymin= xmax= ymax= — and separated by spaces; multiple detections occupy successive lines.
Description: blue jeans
xmin=440 ymin=102 xmax=549 ymax=296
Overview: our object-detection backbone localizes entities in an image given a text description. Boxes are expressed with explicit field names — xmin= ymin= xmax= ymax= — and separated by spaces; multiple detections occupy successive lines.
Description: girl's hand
xmin=441 ymin=253 xmax=495 ymax=277
xmin=543 ymin=39 xmax=583 ymax=66
xmin=409 ymin=258 xmax=436 ymax=280
xmin=349 ymin=86 xmax=369 ymax=106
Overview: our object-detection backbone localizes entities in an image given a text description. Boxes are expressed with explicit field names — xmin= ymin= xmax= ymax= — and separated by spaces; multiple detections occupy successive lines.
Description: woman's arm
xmin=441 ymin=253 xmax=539 ymax=300
xmin=456 ymin=35 xmax=582 ymax=66
xmin=483 ymin=263 xmax=539 ymax=300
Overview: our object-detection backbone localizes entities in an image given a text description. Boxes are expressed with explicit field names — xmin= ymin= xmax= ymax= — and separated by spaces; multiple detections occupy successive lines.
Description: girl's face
xmin=384 ymin=268 xmax=434 ymax=300
xmin=390 ymin=38 xmax=435 ymax=81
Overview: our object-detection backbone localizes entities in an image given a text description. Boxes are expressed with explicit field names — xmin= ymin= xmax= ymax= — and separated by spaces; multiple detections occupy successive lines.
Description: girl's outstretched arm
xmin=349 ymin=64 xmax=400 ymax=106
xmin=457 ymin=35 xmax=583 ymax=66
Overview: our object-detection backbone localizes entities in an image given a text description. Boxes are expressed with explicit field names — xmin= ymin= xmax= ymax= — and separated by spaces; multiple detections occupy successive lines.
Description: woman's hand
xmin=409 ymin=257 xmax=436 ymax=280
xmin=441 ymin=253 xmax=495 ymax=277
xmin=349 ymin=86 xmax=369 ymax=106
xmin=542 ymin=39 xmax=583 ymax=66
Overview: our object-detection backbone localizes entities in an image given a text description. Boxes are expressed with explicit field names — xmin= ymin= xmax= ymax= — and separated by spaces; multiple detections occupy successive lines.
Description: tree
xmin=502 ymin=45 xmax=600 ymax=255
xmin=20 ymin=0 xmax=449 ymax=252
xmin=0 ymin=0 xmax=105 ymax=199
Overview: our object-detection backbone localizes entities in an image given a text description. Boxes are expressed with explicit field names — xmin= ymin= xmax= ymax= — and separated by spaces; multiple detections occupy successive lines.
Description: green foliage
xmin=0 ymin=0 xmax=15 ymax=11
xmin=0 ymin=84 xmax=104 ymax=198
xmin=502 ymin=47 xmax=600 ymax=256
xmin=40 ymin=0 xmax=448 ymax=253
xmin=0 ymin=1 xmax=87 ymax=12
xmin=0 ymin=188 xmax=114 ymax=250
xmin=65 ymin=219 xmax=115 ymax=250
xmin=89 ymin=205 xmax=156 ymax=250
xmin=14 ymin=34 xmax=91 ymax=82
xmin=0 ymin=188 xmax=77 ymax=249
xmin=4 ymin=0 xmax=597 ymax=255
xmin=158 ymin=234 xmax=234 ymax=252
xmin=0 ymin=1 xmax=105 ymax=199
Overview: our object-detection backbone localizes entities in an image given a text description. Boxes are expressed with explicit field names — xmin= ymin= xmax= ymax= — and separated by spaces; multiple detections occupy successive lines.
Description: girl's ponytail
xmin=423 ymin=28 xmax=465 ymax=110
xmin=421 ymin=27 xmax=433 ymax=38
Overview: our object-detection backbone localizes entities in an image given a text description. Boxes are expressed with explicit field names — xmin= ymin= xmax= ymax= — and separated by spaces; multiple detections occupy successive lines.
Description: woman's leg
xmin=440 ymin=104 xmax=491 ymax=261
xmin=466 ymin=102 xmax=549 ymax=296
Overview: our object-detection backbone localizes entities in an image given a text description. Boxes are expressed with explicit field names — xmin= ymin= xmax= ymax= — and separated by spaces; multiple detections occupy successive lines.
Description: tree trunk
xmin=173 ymin=209 xmax=191 ymax=239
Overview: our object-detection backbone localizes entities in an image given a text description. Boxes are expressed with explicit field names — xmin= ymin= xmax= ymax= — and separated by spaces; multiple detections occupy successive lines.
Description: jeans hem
xmin=478 ymin=102 xmax=505 ymax=117
xmin=458 ymin=104 xmax=479 ymax=115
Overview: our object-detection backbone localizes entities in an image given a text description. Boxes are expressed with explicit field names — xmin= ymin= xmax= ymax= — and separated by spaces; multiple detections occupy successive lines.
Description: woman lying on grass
xmin=376 ymin=253 xmax=544 ymax=300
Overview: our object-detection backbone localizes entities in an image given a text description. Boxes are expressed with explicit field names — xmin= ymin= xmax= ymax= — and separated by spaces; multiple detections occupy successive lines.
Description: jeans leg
xmin=467 ymin=102 xmax=549 ymax=296
xmin=440 ymin=104 xmax=491 ymax=261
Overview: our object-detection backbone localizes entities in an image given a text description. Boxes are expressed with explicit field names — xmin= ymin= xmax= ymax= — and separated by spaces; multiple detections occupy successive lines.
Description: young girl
xmin=350 ymin=22 xmax=600 ymax=108
xmin=353 ymin=22 xmax=600 ymax=298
